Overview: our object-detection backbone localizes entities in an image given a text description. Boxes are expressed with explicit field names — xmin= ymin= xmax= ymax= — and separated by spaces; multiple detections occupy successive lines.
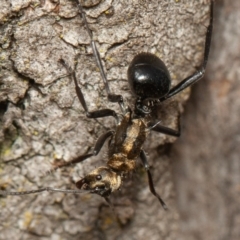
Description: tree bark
xmin=172 ymin=0 xmax=240 ymax=240
xmin=0 ymin=0 xmax=215 ymax=239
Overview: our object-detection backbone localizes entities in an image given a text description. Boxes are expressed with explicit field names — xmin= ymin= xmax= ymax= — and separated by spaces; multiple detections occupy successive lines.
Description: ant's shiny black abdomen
xmin=128 ymin=52 xmax=171 ymax=100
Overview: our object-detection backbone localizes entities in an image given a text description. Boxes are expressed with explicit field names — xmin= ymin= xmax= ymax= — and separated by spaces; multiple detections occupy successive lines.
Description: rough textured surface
xmin=0 ymin=0 xmax=211 ymax=239
xmin=172 ymin=0 xmax=240 ymax=240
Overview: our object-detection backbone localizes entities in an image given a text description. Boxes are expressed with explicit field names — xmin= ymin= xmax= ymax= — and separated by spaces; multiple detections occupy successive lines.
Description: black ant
xmin=0 ymin=0 xmax=213 ymax=210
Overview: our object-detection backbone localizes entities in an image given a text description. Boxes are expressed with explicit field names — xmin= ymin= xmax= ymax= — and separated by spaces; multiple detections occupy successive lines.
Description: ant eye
xmin=96 ymin=175 xmax=102 ymax=181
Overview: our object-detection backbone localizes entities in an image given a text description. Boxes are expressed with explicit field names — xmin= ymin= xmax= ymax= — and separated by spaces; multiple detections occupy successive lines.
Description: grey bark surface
xmin=0 ymin=0 xmax=213 ymax=239
xmin=172 ymin=0 xmax=240 ymax=240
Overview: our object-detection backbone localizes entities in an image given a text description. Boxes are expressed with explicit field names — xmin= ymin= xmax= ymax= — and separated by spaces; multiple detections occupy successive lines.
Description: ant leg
xmin=148 ymin=119 xmax=181 ymax=137
xmin=59 ymin=59 xmax=119 ymax=122
xmin=161 ymin=0 xmax=213 ymax=101
xmin=139 ymin=150 xmax=167 ymax=210
xmin=76 ymin=1 xmax=125 ymax=113
xmin=53 ymin=130 xmax=114 ymax=170
xmin=0 ymin=131 xmax=114 ymax=196
xmin=150 ymin=124 xmax=180 ymax=137
xmin=0 ymin=187 xmax=90 ymax=196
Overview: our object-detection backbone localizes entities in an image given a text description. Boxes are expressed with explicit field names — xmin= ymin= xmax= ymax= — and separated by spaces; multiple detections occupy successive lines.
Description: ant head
xmin=127 ymin=52 xmax=171 ymax=101
xmin=76 ymin=167 xmax=121 ymax=198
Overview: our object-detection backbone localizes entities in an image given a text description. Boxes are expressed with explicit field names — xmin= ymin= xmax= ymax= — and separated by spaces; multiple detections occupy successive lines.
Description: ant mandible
xmin=0 ymin=0 xmax=214 ymax=210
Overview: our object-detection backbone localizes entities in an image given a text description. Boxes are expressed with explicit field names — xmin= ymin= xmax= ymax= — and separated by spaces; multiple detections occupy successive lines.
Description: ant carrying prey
xmin=0 ymin=0 xmax=213 ymax=210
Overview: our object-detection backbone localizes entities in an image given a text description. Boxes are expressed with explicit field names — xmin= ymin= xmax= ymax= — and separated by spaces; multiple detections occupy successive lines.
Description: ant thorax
xmin=107 ymin=112 xmax=148 ymax=173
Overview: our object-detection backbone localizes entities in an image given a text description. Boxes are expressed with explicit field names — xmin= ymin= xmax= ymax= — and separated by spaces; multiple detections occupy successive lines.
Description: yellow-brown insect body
xmin=107 ymin=112 xmax=148 ymax=173
xmin=76 ymin=112 xmax=149 ymax=198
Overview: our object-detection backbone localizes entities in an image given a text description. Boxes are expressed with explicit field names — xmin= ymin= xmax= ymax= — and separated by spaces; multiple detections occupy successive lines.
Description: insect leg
xmin=148 ymin=119 xmax=180 ymax=137
xmin=76 ymin=1 xmax=126 ymax=113
xmin=0 ymin=187 xmax=90 ymax=196
xmin=161 ymin=0 xmax=213 ymax=101
xmin=53 ymin=130 xmax=114 ymax=170
xmin=1 ymin=126 xmax=114 ymax=197
xmin=139 ymin=150 xmax=167 ymax=210
xmin=59 ymin=59 xmax=119 ymax=122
